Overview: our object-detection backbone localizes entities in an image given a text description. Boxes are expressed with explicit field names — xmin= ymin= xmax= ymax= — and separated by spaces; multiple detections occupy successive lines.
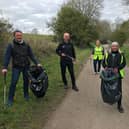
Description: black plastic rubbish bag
xmin=28 ymin=66 xmax=48 ymax=98
xmin=100 ymin=69 xmax=121 ymax=105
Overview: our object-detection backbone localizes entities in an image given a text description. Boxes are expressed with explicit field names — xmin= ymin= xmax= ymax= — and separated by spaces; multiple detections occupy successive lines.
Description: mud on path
xmin=43 ymin=60 xmax=129 ymax=129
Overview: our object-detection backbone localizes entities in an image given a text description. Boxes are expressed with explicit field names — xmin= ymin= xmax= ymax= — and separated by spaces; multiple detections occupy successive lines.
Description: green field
xmin=122 ymin=45 xmax=129 ymax=65
xmin=0 ymin=35 xmax=90 ymax=129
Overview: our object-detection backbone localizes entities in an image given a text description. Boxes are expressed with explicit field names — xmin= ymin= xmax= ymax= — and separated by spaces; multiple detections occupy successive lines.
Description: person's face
xmin=14 ymin=32 xmax=23 ymax=42
xmin=96 ymin=40 xmax=100 ymax=46
xmin=63 ymin=33 xmax=70 ymax=43
xmin=111 ymin=44 xmax=119 ymax=52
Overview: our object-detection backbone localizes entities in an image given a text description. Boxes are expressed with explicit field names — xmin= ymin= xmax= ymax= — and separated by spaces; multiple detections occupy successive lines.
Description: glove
xmin=61 ymin=53 xmax=66 ymax=57
xmin=37 ymin=64 xmax=42 ymax=67
xmin=113 ymin=68 xmax=118 ymax=73
xmin=2 ymin=69 xmax=8 ymax=75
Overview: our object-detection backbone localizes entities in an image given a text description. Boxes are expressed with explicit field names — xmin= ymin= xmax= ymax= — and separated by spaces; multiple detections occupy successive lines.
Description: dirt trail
xmin=43 ymin=60 xmax=129 ymax=129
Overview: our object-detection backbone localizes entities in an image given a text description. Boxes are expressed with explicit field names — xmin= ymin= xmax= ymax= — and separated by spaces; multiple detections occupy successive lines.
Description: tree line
xmin=0 ymin=0 xmax=129 ymax=50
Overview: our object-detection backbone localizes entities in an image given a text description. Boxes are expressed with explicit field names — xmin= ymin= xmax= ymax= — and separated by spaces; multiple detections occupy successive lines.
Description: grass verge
xmin=122 ymin=45 xmax=129 ymax=65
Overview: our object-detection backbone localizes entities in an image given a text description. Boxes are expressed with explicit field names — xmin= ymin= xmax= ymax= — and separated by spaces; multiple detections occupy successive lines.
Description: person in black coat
xmin=56 ymin=32 xmax=79 ymax=91
xmin=2 ymin=30 xmax=41 ymax=106
xmin=102 ymin=42 xmax=126 ymax=113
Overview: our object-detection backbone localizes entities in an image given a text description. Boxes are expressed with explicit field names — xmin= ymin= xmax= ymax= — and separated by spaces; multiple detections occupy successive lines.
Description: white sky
xmin=0 ymin=0 xmax=129 ymax=34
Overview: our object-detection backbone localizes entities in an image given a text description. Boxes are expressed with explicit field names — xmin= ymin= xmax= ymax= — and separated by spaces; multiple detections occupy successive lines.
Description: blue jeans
xmin=93 ymin=59 xmax=102 ymax=73
xmin=8 ymin=67 xmax=29 ymax=102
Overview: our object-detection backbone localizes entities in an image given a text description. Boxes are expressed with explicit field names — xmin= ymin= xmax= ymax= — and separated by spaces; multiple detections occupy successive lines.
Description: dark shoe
xmin=64 ymin=85 xmax=68 ymax=89
xmin=72 ymin=86 xmax=79 ymax=92
xmin=118 ymin=106 xmax=124 ymax=113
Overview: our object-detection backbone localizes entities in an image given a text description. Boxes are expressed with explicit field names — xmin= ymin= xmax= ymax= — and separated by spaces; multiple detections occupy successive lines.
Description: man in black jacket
xmin=56 ymin=33 xmax=79 ymax=91
xmin=102 ymin=42 xmax=126 ymax=113
xmin=2 ymin=30 xmax=41 ymax=106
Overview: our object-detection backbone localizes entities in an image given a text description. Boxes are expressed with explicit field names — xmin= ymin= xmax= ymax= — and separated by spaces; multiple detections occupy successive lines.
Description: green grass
xmin=121 ymin=45 xmax=129 ymax=65
xmin=0 ymin=47 xmax=90 ymax=129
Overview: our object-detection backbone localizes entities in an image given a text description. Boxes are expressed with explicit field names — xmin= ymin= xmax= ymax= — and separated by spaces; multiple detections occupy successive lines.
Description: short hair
xmin=13 ymin=29 xmax=22 ymax=36
xmin=111 ymin=42 xmax=119 ymax=46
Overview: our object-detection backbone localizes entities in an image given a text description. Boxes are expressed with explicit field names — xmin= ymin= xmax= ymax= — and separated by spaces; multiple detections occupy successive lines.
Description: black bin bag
xmin=28 ymin=66 xmax=48 ymax=98
xmin=100 ymin=69 xmax=121 ymax=105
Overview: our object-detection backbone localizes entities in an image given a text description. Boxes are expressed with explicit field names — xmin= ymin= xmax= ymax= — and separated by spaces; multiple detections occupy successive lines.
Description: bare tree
xmin=67 ymin=0 xmax=104 ymax=19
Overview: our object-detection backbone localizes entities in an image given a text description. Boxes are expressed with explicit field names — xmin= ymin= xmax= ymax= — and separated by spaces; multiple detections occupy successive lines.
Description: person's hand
xmin=61 ymin=53 xmax=66 ymax=57
xmin=105 ymin=67 xmax=108 ymax=70
xmin=37 ymin=64 xmax=42 ymax=67
xmin=73 ymin=59 xmax=76 ymax=64
xmin=113 ymin=68 xmax=118 ymax=73
xmin=2 ymin=69 xmax=7 ymax=75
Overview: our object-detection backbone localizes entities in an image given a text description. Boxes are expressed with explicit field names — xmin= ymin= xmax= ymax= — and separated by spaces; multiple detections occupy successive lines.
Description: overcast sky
xmin=0 ymin=0 xmax=129 ymax=34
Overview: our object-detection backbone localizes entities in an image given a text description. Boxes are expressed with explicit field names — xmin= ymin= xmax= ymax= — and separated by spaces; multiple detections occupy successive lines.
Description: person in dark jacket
xmin=56 ymin=32 xmax=79 ymax=91
xmin=102 ymin=42 xmax=126 ymax=113
xmin=2 ymin=30 xmax=41 ymax=106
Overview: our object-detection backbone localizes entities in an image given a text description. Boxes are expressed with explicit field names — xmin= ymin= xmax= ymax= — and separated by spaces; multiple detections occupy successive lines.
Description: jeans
xmin=8 ymin=67 xmax=29 ymax=102
xmin=60 ymin=61 xmax=76 ymax=87
xmin=93 ymin=59 xmax=102 ymax=73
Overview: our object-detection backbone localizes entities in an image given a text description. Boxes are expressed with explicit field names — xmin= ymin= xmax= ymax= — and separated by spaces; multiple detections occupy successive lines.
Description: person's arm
xmin=28 ymin=45 xmax=39 ymax=65
xmin=102 ymin=56 xmax=107 ymax=68
xmin=102 ymin=47 xmax=105 ymax=55
xmin=72 ymin=44 xmax=76 ymax=59
xmin=56 ymin=44 xmax=62 ymax=56
xmin=3 ymin=44 xmax=12 ymax=69
xmin=118 ymin=53 xmax=126 ymax=70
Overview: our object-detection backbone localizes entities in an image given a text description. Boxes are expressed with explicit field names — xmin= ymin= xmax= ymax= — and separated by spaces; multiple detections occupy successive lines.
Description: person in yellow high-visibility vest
xmin=92 ymin=40 xmax=104 ymax=74
xmin=102 ymin=42 xmax=126 ymax=113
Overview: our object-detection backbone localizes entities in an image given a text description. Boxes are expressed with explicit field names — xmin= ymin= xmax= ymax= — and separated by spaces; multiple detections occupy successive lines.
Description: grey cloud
xmin=101 ymin=0 xmax=129 ymax=22
xmin=0 ymin=0 xmax=65 ymax=34
xmin=0 ymin=0 xmax=129 ymax=34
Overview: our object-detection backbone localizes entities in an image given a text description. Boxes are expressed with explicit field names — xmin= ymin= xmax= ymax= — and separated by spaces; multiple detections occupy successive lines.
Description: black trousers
xmin=93 ymin=59 xmax=102 ymax=73
xmin=118 ymin=79 xmax=122 ymax=107
xmin=60 ymin=61 xmax=76 ymax=87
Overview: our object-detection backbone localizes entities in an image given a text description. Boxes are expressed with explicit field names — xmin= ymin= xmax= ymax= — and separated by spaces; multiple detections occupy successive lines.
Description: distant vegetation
xmin=111 ymin=20 xmax=129 ymax=46
xmin=0 ymin=18 xmax=13 ymax=63
xmin=23 ymin=34 xmax=57 ymax=58
xmin=48 ymin=0 xmax=113 ymax=47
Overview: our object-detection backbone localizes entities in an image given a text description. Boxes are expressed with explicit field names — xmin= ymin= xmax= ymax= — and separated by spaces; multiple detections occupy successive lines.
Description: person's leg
xmin=98 ymin=60 xmax=102 ymax=72
xmin=93 ymin=60 xmax=97 ymax=74
xmin=60 ymin=61 xmax=68 ymax=88
xmin=117 ymin=79 xmax=124 ymax=113
xmin=22 ymin=67 xmax=29 ymax=100
xmin=8 ymin=68 xmax=20 ymax=105
xmin=67 ymin=62 xmax=79 ymax=91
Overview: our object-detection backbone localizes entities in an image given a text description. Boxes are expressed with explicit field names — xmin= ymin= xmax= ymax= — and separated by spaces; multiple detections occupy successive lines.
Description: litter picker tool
xmin=3 ymin=73 xmax=7 ymax=105
xmin=65 ymin=55 xmax=80 ymax=64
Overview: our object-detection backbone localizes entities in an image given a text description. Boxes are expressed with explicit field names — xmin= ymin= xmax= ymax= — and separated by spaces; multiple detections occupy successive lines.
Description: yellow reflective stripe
xmin=120 ymin=69 xmax=125 ymax=78
xmin=121 ymin=54 xmax=123 ymax=64
xmin=120 ymin=55 xmax=125 ymax=78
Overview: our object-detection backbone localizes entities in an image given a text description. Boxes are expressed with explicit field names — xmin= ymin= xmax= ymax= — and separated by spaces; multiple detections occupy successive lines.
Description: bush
xmin=0 ymin=18 xmax=13 ymax=63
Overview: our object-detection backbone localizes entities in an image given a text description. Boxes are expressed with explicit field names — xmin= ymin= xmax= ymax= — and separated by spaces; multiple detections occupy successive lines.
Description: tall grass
xmin=122 ymin=44 xmax=129 ymax=65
